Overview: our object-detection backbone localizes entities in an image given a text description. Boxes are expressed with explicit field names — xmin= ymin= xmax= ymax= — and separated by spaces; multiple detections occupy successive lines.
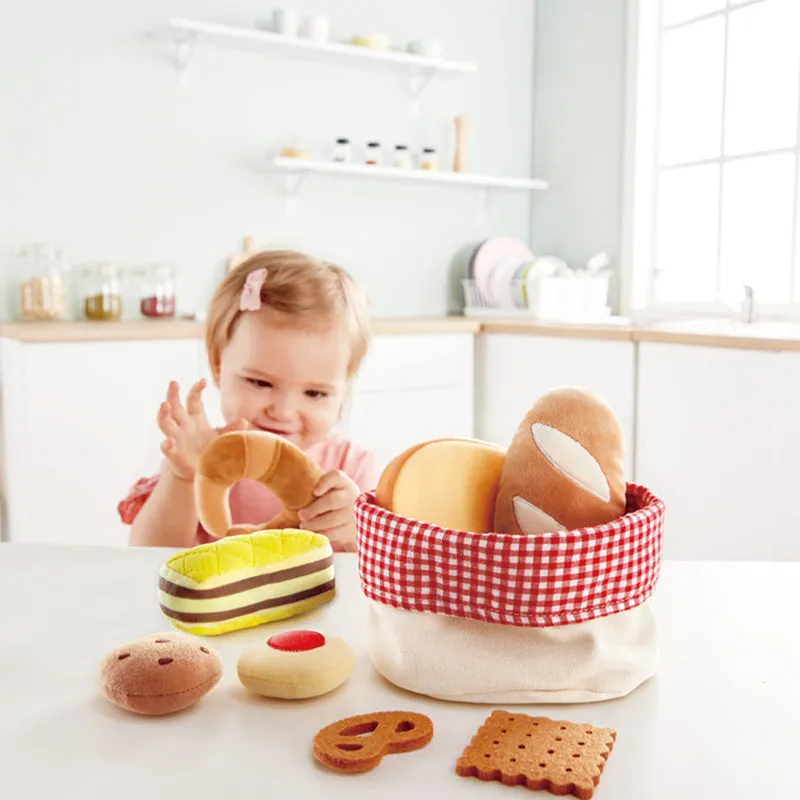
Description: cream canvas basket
xmin=354 ymin=483 xmax=665 ymax=704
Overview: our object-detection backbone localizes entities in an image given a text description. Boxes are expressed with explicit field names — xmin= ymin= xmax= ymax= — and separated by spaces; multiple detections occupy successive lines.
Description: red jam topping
xmin=267 ymin=630 xmax=326 ymax=652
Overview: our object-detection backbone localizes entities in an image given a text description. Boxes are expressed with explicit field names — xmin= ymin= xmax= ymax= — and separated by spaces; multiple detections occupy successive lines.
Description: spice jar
xmin=420 ymin=147 xmax=438 ymax=170
xmin=13 ymin=243 xmax=70 ymax=321
xmin=78 ymin=262 xmax=124 ymax=321
xmin=138 ymin=263 xmax=176 ymax=319
xmin=333 ymin=138 xmax=351 ymax=163
xmin=393 ymin=144 xmax=411 ymax=169
xmin=365 ymin=141 xmax=382 ymax=165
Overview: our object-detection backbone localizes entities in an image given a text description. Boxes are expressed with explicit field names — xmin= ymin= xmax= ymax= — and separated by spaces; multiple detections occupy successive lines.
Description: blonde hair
xmin=205 ymin=249 xmax=371 ymax=380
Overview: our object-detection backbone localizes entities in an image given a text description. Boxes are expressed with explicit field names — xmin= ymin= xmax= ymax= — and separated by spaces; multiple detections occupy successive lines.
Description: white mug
xmin=273 ymin=8 xmax=299 ymax=36
xmin=301 ymin=14 xmax=330 ymax=43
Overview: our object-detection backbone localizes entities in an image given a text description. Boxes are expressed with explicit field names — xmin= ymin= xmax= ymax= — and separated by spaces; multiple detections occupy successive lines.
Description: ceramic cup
xmin=301 ymin=14 xmax=330 ymax=43
xmin=272 ymin=8 xmax=299 ymax=36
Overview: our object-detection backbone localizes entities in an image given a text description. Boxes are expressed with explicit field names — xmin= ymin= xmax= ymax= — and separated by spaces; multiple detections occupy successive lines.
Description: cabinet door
xmin=345 ymin=386 xmax=474 ymax=479
xmin=2 ymin=339 xmax=204 ymax=545
xmin=475 ymin=334 xmax=636 ymax=477
xmin=635 ymin=342 xmax=793 ymax=561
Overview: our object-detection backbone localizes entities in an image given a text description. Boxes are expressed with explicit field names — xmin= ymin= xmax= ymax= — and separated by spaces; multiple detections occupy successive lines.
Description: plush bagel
xmin=493 ymin=387 xmax=627 ymax=535
xmin=375 ymin=437 xmax=506 ymax=533
xmin=195 ymin=430 xmax=324 ymax=538
xmin=99 ymin=632 xmax=223 ymax=715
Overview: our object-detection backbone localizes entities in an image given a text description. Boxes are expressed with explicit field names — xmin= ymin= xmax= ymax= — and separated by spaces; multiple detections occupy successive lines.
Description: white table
xmin=0 ymin=544 xmax=796 ymax=799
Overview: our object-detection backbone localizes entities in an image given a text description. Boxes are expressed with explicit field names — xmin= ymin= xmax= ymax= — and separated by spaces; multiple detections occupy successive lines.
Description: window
xmin=623 ymin=0 xmax=800 ymax=317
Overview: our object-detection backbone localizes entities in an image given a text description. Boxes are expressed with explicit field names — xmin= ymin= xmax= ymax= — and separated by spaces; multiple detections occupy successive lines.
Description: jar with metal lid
xmin=78 ymin=262 xmax=124 ymax=321
xmin=420 ymin=147 xmax=438 ymax=170
xmin=13 ymin=243 xmax=71 ymax=321
xmin=333 ymin=138 xmax=351 ymax=163
xmin=138 ymin=263 xmax=177 ymax=319
xmin=365 ymin=141 xmax=382 ymax=165
xmin=393 ymin=144 xmax=411 ymax=169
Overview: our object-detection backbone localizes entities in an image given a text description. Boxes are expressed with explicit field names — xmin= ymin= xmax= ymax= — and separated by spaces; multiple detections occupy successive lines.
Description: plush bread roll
xmin=375 ymin=438 xmax=506 ymax=533
xmin=493 ymin=387 xmax=626 ymax=535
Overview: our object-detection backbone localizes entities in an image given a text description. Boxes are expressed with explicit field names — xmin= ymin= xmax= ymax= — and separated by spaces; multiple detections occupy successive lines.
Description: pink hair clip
xmin=239 ymin=267 xmax=267 ymax=311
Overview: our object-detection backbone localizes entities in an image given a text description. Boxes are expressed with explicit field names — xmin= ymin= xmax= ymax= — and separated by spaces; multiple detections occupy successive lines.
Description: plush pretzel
xmin=313 ymin=711 xmax=434 ymax=773
xmin=194 ymin=430 xmax=324 ymax=538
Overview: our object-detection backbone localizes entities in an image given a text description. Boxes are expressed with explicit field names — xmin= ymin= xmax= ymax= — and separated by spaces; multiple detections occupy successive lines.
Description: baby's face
xmin=216 ymin=309 xmax=350 ymax=451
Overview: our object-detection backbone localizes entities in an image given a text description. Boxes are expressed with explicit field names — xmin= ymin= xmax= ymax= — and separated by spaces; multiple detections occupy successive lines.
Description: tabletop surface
xmin=0 ymin=543 xmax=797 ymax=800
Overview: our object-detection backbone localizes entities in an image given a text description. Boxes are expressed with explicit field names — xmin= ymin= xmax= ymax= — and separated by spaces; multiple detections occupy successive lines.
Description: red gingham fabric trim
xmin=355 ymin=483 xmax=664 ymax=628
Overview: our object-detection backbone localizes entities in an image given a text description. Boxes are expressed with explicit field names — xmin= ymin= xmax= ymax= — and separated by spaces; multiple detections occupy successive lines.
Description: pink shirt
xmin=118 ymin=436 xmax=377 ymax=549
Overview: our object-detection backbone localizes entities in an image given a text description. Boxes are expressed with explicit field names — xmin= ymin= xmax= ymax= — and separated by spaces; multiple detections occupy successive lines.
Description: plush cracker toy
xmin=375 ymin=437 xmax=506 ymax=533
xmin=493 ymin=386 xmax=627 ymax=534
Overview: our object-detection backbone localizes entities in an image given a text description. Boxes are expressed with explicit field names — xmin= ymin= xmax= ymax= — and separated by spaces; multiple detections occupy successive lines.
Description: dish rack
xmin=462 ymin=275 xmax=611 ymax=321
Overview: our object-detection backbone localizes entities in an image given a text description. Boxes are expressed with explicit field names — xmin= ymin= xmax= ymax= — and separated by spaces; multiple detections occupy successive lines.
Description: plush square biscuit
xmin=456 ymin=710 xmax=616 ymax=799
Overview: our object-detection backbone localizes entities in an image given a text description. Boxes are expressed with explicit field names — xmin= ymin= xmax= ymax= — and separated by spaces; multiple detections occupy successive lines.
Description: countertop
xmin=0 ymin=544 xmax=796 ymax=798
xmin=4 ymin=315 xmax=800 ymax=351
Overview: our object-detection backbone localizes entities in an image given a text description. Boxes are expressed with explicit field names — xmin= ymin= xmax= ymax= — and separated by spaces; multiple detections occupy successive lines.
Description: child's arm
xmin=127 ymin=471 xmax=199 ymax=548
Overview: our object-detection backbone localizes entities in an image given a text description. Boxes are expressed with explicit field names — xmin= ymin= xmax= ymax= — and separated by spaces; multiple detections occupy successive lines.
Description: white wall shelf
xmin=150 ymin=17 xmax=477 ymax=109
xmin=265 ymin=155 xmax=548 ymax=220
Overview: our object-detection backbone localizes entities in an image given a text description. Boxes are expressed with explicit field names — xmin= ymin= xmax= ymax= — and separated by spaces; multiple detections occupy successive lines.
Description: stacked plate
xmin=463 ymin=237 xmax=569 ymax=311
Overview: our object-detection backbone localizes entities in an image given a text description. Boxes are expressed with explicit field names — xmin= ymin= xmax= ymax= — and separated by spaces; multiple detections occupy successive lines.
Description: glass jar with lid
xmin=365 ymin=141 xmax=382 ymax=165
xmin=138 ymin=263 xmax=177 ymax=319
xmin=12 ymin=243 xmax=71 ymax=321
xmin=78 ymin=262 xmax=124 ymax=321
xmin=420 ymin=147 xmax=438 ymax=170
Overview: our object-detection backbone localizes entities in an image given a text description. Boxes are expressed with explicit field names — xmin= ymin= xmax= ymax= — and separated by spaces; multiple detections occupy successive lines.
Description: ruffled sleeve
xmin=117 ymin=475 xmax=160 ymax=525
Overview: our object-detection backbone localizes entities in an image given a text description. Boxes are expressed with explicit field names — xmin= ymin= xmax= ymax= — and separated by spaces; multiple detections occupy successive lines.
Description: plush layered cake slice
xmin=158 ymin=530 xmax=335 ymax=636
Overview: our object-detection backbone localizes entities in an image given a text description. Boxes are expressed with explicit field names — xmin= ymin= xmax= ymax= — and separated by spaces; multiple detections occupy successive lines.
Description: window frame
xmin=620 ymin=0 xmax=800 ymax=321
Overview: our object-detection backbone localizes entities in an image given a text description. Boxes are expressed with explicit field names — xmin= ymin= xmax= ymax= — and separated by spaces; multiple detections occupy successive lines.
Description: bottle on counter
xmin=365 ymin=141 xmax=382 ymax=166
xmin=77 ymin=262 xmax=124 ymax=321
xmin=12 ymin=243 xmax=71 ymax=321
xmin=138 ymin=263 xmax=176 ymax=319
xmin=393 ymin=144 xmax=412 ymax=169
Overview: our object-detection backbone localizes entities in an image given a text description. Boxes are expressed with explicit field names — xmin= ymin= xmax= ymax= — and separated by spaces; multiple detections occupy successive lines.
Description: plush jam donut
xmin=237 ymin=629 xmax=355 ymax=699
xmin=99 ymin=631 xmax=223 ymax=715
xmin=194 ymin=430 xmax=325 ymax=538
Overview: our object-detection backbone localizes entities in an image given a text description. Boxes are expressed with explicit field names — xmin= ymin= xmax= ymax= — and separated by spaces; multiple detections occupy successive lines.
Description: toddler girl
xmin=118 ymin=249 xmax=376 ymax=552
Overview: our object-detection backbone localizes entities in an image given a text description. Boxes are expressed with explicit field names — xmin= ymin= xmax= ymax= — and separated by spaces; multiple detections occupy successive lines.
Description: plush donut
xmin=493 ymin=387 xmax=627 ymax=535
xmin=195 ymin=430 xmax=324 ymax=538
xmin=375 ymin=437 xmax=506 ymax=533
xmin=237 ymin=629 xmax=355 ymax=699
xmin=99 ymin=631 xmax=223 ymax=715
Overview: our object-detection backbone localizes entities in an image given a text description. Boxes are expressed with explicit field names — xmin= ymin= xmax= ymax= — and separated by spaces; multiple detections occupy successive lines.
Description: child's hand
xmin=298 ymin=469 xmax=360 ymax=552
xmin=157 ymin=379 xmax=247 ymax=481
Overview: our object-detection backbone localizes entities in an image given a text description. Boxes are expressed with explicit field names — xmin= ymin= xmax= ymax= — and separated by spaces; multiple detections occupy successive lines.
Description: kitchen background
xmin=3 ymin=0 xmax=797 ymax=565
xmin=0 ymin=0 xmax=624 ymax=318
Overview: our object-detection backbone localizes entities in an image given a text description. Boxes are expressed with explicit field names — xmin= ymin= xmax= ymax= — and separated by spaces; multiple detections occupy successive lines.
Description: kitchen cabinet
xmin=0 ymin=333 xmax=474 ymax=545
xmin=0 ymin=338 xmax=205 ymax=546
xmin=474 ymin=333 xmax=637 ymax=478
xmin=635 ymin=342 xmax=800 ymax=561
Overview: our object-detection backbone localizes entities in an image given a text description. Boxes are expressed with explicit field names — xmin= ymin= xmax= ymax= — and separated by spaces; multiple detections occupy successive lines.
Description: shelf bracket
xmin=283 ymin=171 xmax=307 ymax=216
xmin=175 ymin=33 xmax=198 ymax=84
xmin=408 ymin=68 xmax=435 ymax=116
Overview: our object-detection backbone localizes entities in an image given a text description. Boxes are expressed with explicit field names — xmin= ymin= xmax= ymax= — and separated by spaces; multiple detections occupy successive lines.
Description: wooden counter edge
xmin=3 ymin=316 xmax=800 ymax=351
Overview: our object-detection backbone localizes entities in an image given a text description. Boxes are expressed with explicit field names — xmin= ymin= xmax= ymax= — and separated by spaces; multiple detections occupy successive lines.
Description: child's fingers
xmin=298 ymin=488 xmax=345 ymax=522
xmin=167 ymin=380 xmax=192 ymax=427
xmin=185 ymin=379 xmax=208 ymax=418
xmin=312 ymin=469 xmax=348 ymax=497
xmin=157 ymin=401 xmax=181 ymax=439
xmin=300 ymin=508 xmax=351 ymax=533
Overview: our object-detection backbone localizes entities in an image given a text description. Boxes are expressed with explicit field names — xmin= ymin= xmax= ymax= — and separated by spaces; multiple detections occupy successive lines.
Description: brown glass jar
xmin=78 ymin=263 xmax=124 ymax=321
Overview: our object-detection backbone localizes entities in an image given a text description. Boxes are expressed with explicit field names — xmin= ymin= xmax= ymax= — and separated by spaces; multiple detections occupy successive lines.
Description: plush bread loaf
xmin=493 ymin=387 xmax=626 ymax=535
xmin=375 ymin=438 xmax=506 ymax=533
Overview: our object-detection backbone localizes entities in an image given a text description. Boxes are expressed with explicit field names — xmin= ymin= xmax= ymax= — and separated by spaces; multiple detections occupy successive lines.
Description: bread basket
xmin=355 ymin=483 xmax=665 ymax=704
